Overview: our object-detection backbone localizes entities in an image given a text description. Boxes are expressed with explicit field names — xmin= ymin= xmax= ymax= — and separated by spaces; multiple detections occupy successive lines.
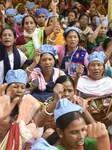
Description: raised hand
xmin=33 ymin=49 xmax=41 ymax=65
xmin=53 ymin=83 xmax=64 ymax=101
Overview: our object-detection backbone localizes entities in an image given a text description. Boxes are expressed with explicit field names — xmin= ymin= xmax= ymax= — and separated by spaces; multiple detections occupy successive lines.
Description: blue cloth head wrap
xmin=35 ymin=8 xmax=49 ymax=18
xmin=88 ymin=51 xmax=106 ymax=64
xmin=27 ymin=2 xmax=35 ymax=9
xmin=5 ymin=69 xmax=28 ymax=85
xmin=6 ymin=8 xmax=18 ymax=17
xmin=54 ymin=98 xmax=82 ymax=122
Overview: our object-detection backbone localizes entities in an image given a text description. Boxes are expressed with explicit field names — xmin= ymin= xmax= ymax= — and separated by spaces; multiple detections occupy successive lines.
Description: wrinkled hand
xmin=53 ymin=83 xmax=64 ymax=100
xmin=53 ymin=25 xmax=61 ymax=36
xmin=51 ymin=0 xmax=59 ymax=10
xmin=70 ymin=95 xmax=88 ymax=112
xmin=5 ymin=0 xmax=12 ymax=9
xmin=86 ymin=122 xmax=108 ymax=139
xmin=99 ymin=15 xmax=105 ymax=25
xmin=76 ymin=65 xmax=84 ymax=77
xmin=33 ymin=49 xmax=41 ymax=64
xmin=101 ymin=112 xmax=112 ymax=126
xmin=0 ymin=84 xmax=20 ymax=120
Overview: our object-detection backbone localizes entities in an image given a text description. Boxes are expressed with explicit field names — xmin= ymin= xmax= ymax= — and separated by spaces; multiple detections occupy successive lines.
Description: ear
xmin=56 ymin=128 xmax=63 ymax=138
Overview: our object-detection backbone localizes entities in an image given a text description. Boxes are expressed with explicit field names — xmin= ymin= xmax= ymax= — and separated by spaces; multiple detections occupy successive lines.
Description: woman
xmin=0 ymin=83 xmax=37 ymax=150
xmin=31 ymin=98 xmax=110 ymax=150
xmin=30 ymin=44 xmax=65 ymax=102
xmin=85 ymin=15 xmax=109 ymax=54
xmin=56 ymin=26 xmax=88 ymax=76
xmin=16 ymin=0 xmax=59 ymax=61
xmin=76 ymin=51 xmax=112 ymax=129
xmin=0 ymin=28 xmax=27 ymax=85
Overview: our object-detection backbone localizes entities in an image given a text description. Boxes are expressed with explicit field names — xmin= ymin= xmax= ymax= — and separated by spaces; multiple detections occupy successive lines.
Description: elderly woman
xmin=30 ymin=44 xmax=65 ymax=102
xmin=0 ymin=82 xmax=38 ymax=150
xmin=76 ymin=51 xmax=112 ymax=137
xmin=56 ymin=26 xmax=88 ymax=76
xmin=31 ymin=98 xmax=110 ymax=150
xmin=16 ymin=0 xmax=59 ymax=61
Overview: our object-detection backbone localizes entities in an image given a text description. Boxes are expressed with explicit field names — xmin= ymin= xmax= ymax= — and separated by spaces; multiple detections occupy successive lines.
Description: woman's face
xmin=88 ymin=60 xmax=104 ymax=80
xmin=79 ymin=15 xmax=89 ymax=27
xmin=1 ymin=29 xmax=15 ymax=47
xmin=23 ymin=16 xmax=36 ymax=34
xmin=7 ymin=83 xmax=26 ymax=100
xmin=59 ymin=118 xmax=87 ymax=149
xmin=65 ymin=31 xmax=79 ymax=49
xmin=99 ymin=24 xmax=108 ymax=37
xmin=40 ymin=53 xmax=55 ymax=72
xmin=37 ymin=13 xmax=46 ymax=27
xmin=62 ymin=80 xmax=74 ymax=99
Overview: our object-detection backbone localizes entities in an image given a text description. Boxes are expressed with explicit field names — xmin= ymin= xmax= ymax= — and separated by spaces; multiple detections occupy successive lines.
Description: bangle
xmin=52 ymin=16 xmax=57 ymax=17
xmin=26 ymin=67 xmax=32 ymax=73
xmin=48 ymin=37 xmax=55 ymax=43
xmin=44 ymin=107 xmax=53 ymax=116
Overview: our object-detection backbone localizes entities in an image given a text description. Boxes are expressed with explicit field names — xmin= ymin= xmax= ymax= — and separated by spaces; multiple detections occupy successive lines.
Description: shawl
xmin=0 ymin=43 xmax=21 ymax=83
xmin=77 ymin=75 xmax=112 ymax=96
xmin=23 ymin=28 xmax=44 ymax=50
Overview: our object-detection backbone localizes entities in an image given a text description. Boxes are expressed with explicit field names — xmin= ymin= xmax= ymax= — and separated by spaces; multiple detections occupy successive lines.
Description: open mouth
xmin=78 ymin=141 xmax=84 ymax=146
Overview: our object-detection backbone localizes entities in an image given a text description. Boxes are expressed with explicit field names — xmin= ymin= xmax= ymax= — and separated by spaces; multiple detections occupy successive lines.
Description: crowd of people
xmin=0 ymin=0 xmax=112 ymax=149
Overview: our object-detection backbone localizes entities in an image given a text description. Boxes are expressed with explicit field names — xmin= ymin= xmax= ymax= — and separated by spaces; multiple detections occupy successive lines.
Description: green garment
xmin=85 ymin=35 xmax=108 ymax=54
xmin=57 ymin=145 xmax=67 ymax=150
xmin=24 ymin=29 xmax=44 ymax=60
xmin=57 ymin=137 xmax=97 ymax=150
xmin=84 ymin=136 xmax=97 ymax=150
xmin=5 ymin=23 xmax=11 ymax=28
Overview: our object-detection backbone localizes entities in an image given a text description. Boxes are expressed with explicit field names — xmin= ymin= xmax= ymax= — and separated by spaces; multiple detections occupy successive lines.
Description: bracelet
xmin=26 ymin=67 xmax=32 ymax=73
xmin=48 ymin=37 xmax=56 ymax=43
xmin=44 ymin=107 xmax=53 ymax=116
xmin=52 ymin=16 xmax=57 ymax=17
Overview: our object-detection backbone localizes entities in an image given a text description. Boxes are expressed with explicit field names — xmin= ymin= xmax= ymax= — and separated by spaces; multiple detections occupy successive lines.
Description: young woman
xmin=31 ymin=98 xmax=110 ymax=150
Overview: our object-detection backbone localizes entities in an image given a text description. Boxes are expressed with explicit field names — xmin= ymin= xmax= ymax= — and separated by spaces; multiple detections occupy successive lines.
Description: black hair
xmin=56 ymin=111 xmax=83 ymax=130
xmin=46 ymin=131 xmax=59 ymax=145
xmin=91 ymin=14 xmax=99 ymax=22
xmin=79 ymin=13 xmax=89 ymax=23
xmin=63 ymin=29 xmax=80 ymax=40
xmin=55 ymin=75 xmax=74 ymax=87
xmin=67 ymin=10 xmax=77 ymax=18
xmin=22 ymin=15 xmax=37 ymax=27
xmin=68 ymin=20 xmax=79 ymax=27
xmin=1 ymin=28 xmax=17 ymax=38
xmin=102 ymin=38 xmax=112 ymax=51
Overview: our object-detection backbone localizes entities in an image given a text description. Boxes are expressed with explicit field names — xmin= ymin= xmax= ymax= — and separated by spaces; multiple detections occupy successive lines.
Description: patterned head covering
xmin=40 ymin=44 xmax=57 ymax=57
xmin=88 ymin=51 xmax=106 ymax=64
xmin=6 ymin=8 xmax=18 ymax=17
xmin=63 ymin=26 xmax=81 ymax=38
xmin=5 ymin=69 xmax=28 ymax=85
xmin=35 ymin=8 xmax=48 ymax=18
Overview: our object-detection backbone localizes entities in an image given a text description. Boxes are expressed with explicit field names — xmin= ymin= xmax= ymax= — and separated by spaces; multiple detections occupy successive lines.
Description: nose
xmin=78 ymin=131 xmax=84 ymax=139
xmin=94 ymin=65 xmax=99 ymax=69
xmin=64 ymin=90 xmax=69 ymax=97
xmin=17 ymin=87 xmax=22 ymax=93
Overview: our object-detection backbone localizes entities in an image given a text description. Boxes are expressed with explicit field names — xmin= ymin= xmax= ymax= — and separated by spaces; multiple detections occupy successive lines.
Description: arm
xmin=25 ymin=49 xmax=41 ymax=78
xmin=45 ymin=0 xmax=59 ymax=36
xmin=36 ymin=83 xmax=64 ymax=127
xmin=88 ymin=15 xmax=104 ymax=43
xmin=87 ymin=122 xmax=110 ymax=150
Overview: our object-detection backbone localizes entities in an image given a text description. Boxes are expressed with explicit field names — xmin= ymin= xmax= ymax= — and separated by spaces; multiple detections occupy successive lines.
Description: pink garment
xmin=30 ymin=68 xmax=46 ymax=91
xmin=14 ymin=24 xmax=23 ymax=38
xmin=17 ymin=94 xmax=41 ymax=124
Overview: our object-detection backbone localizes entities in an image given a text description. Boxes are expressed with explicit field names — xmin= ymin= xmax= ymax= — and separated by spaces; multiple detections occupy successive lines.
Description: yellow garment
xmin=47 ymin=29 xmax=65 ymax=46
xmin=108 ymin=0 xmax=112 ymax=22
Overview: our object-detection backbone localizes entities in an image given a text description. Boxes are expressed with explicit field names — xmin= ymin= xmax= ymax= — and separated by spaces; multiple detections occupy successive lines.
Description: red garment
xmin=6 ymin=123 xmax=20 ymax=150
xmin=77 ymin=146 xmax=84 ymax=150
